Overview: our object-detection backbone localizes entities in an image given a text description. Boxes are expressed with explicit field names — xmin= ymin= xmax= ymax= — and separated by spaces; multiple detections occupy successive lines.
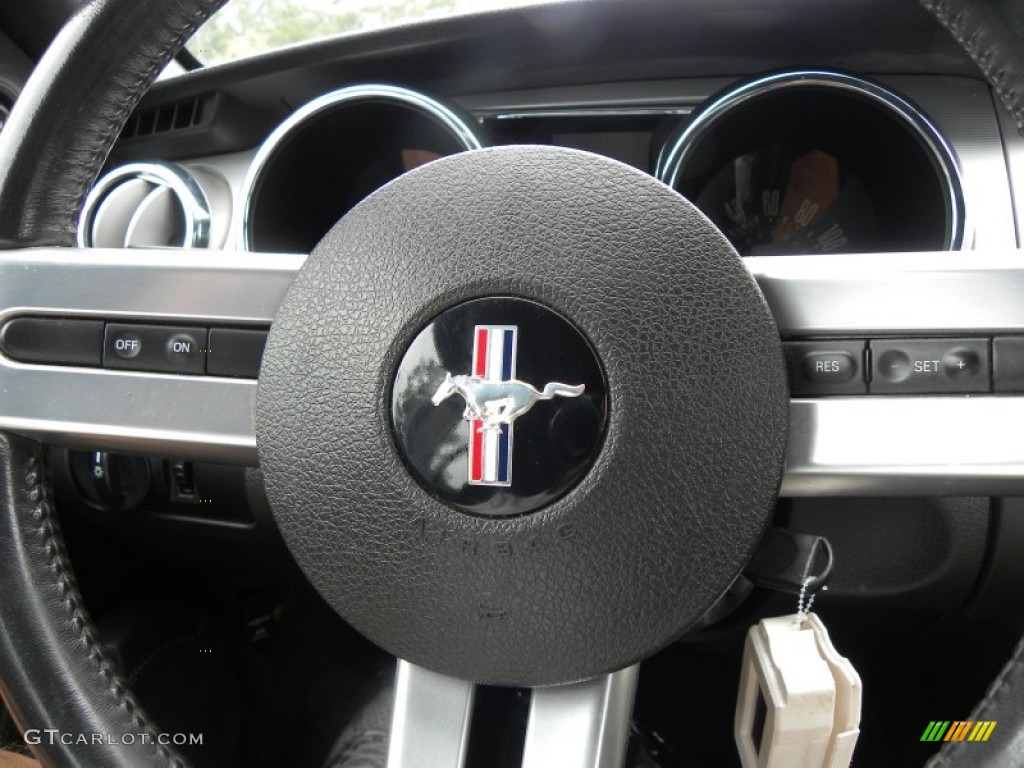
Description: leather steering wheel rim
xmin=0 ymin=4 xmax=225 ymax=766
xmin=0 ymin=0 xmax=1021 ymax=766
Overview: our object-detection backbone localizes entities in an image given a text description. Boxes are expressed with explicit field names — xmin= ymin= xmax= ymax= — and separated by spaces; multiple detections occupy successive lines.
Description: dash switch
xmin=0 ymin=317 xmax=103 ymax=366
xmin=784 ymin=341 xmax=866 ymax=395
xmin=104 ymin=324 xmax=206 ymax=374
xmin=994 ymin=337 xmax=1024 ymax=392
xmin=869 ymin=338 xmax=989 ymax=394
xmin=206 ymin=328 xmax=268 ymax=379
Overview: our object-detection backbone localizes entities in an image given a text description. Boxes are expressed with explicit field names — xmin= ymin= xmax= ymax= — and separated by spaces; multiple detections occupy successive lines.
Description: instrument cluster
xmin=82 ymin=70 xmax=966 ymax=258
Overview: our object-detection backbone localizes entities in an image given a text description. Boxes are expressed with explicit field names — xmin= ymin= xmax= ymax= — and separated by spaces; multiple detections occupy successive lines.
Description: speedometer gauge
xmin=696 ymin=146 xmax=878 ymax=255
xmin=658 ymin=71 xmax=965 ymax=256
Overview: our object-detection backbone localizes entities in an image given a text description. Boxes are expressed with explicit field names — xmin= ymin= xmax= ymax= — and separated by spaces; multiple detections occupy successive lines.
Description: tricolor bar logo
xmin=468 ymin=325 xmax=517 ymax=486
xmin=921 ymin=720 xmax=997 ymax=742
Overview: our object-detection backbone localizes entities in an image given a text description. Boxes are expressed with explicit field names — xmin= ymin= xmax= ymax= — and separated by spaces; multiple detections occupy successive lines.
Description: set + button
xmin=869 ymin=339 xmax=989 ymax=394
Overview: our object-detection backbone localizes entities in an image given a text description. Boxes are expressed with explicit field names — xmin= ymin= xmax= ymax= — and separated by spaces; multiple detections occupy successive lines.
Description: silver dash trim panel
xmin=0 ymin=248 xmax=302 ymax=464
xmin=2 ymin=248 xmax=1024 ymax=496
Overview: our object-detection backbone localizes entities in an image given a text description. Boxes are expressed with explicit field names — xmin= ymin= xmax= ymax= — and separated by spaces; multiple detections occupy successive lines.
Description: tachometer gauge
xmin=658 ymin=71 xmax=964 ymax=256
xmin=240 ymin=85 xmax=483 ymax=254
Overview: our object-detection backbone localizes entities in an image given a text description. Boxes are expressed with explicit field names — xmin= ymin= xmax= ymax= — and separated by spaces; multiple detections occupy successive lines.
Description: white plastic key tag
xmin=735 ymin=612 xmax=862 ymax=768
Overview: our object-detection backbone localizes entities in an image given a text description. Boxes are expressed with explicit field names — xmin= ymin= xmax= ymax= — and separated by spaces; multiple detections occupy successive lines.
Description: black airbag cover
xmin=256 ymin=146 xmax=787 ymax=685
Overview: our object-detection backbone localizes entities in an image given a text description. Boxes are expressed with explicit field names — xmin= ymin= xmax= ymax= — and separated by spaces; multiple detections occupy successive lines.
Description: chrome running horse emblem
xmin=430 ymin=325 xmax=585 ymax=486
xmin=432 ymin=373 xmax=585 ymax=432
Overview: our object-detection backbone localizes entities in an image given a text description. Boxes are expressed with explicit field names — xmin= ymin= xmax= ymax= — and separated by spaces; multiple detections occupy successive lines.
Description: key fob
xmin=735 ymin=612 xmax=862 ymax=768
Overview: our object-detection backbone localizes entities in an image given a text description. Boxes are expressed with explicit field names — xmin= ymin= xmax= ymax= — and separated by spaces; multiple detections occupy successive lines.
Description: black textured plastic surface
xmin=257 ymin=146 xmax=788 ymax=685
xmin=787 ymin=497 xmax=989 ymax=612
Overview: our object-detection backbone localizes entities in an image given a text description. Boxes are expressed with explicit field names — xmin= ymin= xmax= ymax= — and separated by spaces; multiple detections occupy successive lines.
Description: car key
xmin=735 ymin=530 xmax=860 ymax=768
xmin=735 ymin=611 xmax=862 ymax=768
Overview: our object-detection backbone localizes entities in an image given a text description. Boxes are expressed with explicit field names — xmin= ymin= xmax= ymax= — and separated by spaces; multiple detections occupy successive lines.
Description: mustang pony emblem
xmin=432 ymin=373 xmax=585 ymax=432
xmin=430 ymin=325 xmax=585 ymax=486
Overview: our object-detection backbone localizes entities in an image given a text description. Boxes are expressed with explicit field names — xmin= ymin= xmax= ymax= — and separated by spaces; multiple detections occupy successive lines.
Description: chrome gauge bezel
xmin=237 ymin=84 xmax=486 ymax=252
xmin=655 ymin=70 xmax=967 ymax=251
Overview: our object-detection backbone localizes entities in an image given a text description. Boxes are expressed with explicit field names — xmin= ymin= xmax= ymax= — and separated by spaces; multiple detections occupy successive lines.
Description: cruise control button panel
xmin=0 ymin=313 xmax=1008 ymax=395
xmin=784 ymin=341 xmax=866 ymax=395
xmin=104 ymin=324 xmax=207 ymax=374
xmin=869 ymin=338 xmax=989 ymax=394
xmin=0 ymin=315 xmax=269 ymax=378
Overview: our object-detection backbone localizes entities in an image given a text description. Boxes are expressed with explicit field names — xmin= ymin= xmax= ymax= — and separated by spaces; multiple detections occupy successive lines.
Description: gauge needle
xmin=773 ymin=150 xmax=840 ymax=243
xmin=402 ymin=148 xmax=443 ymax=172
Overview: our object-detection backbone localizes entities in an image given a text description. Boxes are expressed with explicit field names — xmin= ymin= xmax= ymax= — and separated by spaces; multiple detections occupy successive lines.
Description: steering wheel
xmin=0 ymin=1 xmax=1022 ymax=766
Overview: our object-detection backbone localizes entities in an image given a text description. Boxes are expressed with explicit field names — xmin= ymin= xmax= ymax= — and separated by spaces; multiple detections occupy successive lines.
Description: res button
xmin=784 ymin=341 xmax=866 ymax=395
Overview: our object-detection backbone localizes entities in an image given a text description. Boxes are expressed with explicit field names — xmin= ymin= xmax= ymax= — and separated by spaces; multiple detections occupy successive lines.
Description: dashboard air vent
xmin=122 ymin=94 xmax=207 ymax=140
xmin=77 ymin=162 xmax=210 ymax=249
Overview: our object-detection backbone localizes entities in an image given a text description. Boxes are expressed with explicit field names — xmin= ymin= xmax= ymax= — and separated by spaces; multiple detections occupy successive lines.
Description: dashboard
xmin=0 ymin=0 xmax=1023 ymax=623
xmin=0 ymin=0 xmax=1017 ymax=532
xmin=4 ymin=7 xmax=1024 ymax=766
xmin=30 ymin=0 xmax=1019 ymax=263
xmin=76 ymin=70 xmax=1018 ymax=258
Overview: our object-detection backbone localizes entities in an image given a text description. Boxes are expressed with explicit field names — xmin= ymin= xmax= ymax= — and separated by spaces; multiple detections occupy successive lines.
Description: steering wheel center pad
xmin=255 ymin=145 xmax=789 ymax=686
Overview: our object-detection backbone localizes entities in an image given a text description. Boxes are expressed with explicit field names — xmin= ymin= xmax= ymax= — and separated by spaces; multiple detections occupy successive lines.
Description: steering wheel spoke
xmin=521 ymin=665 xmax=638 ymax=768
xmin=388 ymin=661 xmax=476 ymax=768
xmin=0 ymin=246 xmax=1022 ymax=489
xmin=0 ymin=246 xmax=304 ymax=463
xmin=783 ymin=397 xmax=1024 ymax=495
xmin=385 ymin=661 xmax=637 ymax=768
xmin=748 ymin=249 xmax=1024 ymax=496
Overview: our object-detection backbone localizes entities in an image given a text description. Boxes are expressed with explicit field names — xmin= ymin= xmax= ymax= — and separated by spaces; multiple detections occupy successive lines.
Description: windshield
xmin=188 ymin=0 xmax=559 ymax=66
